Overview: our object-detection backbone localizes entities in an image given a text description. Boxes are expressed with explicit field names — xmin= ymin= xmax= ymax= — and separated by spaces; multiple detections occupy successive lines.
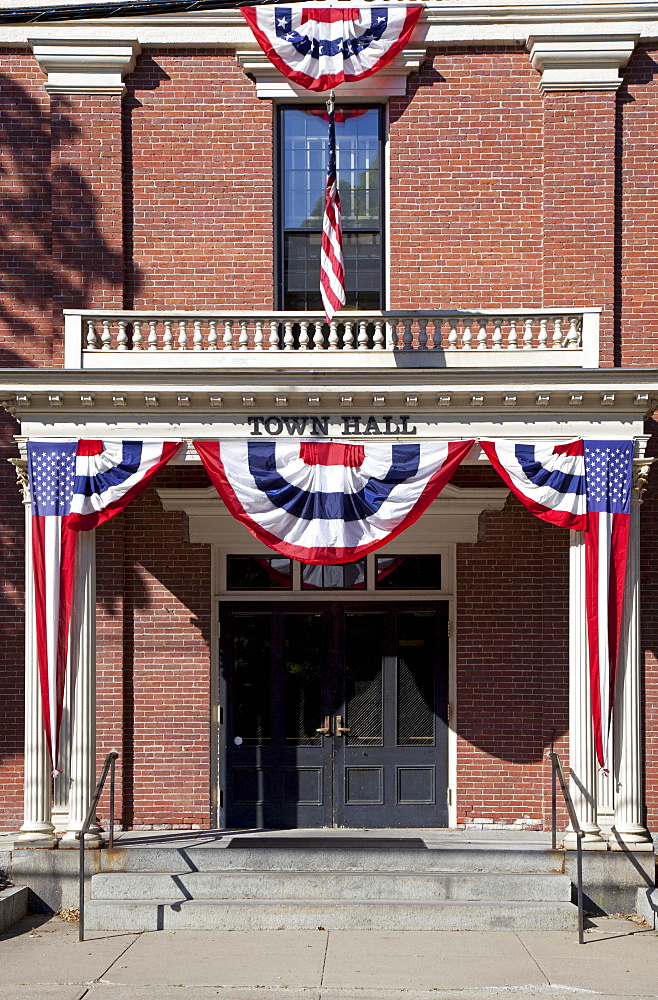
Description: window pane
xmin=232 ymin=614 xmax=271 ymax=744
xmin=284 ymin=614 xmax=324 ymax=746
xmin=227 ymin=556 xmax=292 ymax=590
xmin=345 ymin=613 xmax=384 ymax=746
xmin=375 ymin=556 xmax=442 ymax=590
xmin=301 ymin=560 xmax=366 ymax=590
xmin=397 ymin=613 xmax=435 ymax=746
xmin=284 ymin=232 xmax=381 ymax=311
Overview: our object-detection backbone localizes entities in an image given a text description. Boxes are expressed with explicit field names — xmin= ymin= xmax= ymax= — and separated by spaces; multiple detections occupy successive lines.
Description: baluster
xmin=448 ymin=319 xmax=458 ymax=351
xmin=373 ymin=320 xmax=384 ymax=351
xmin=101 ymin=320 xmax=112 ymax=351
xmin=477 ymin=317 xmax=488 ymax=350
xmin=132 ymin=320 xmax=142 ymax=351
xmin=254 ymin=321 xmax=264 ymax=351
xmin=538 ymin=316 xmax=548 ymax=350
xmin=328 ymin=321 xmax=339 ymax=350
xmin=298 ymin=321 xmax=309 ymax=351
xmin=194 ymin=320 xmax=203 ymax=351
xmin=148 ymin=320 xmax=158 ymax=351
xmin=313 ymin=322 xmax=325 ymax=350
xmin=269 ymin=321 xmax=279 ymax=351
xmin=283 ymin=322 xmax=294 ymax=351
xmin=567 ymin=316 xmax=580 ymax=349
xmin=462 ymin=320 xmax=472 ymax=351
xmin=239 ymin=320 xmax=249 ymax=351
xmin=117 ymin=320 xmax=128 ymax=351
xmin=492 ymin=318 xmax=503 ymax=350
xmin=223 ymin=321 xmax=233 ymax=352
xmin=523 ymin=317 xmax=534 ymax=350
xmin=418 ymin=319 xmax=427 ymax=350
xmin=163 ymin=320 xmax=173 ymax=351
xmin=508 ymin=317 xmax=518 ymax=350
xmin=358 ymin=320 xmax=368 ymax=351
xmin=343 ymin=321 xmax=354 ymax=350
xmin=178 ymin=320 xmax=188 ymax=351
xmin=552 ymin=316 xmax=563 ymax=349
xmin=86 ymin=320 xmax=98 ymax=350
xmin=208 ymin=320 xmax=217 ymax=351
xmin=403 ymin=320 xmax=413 ymax=350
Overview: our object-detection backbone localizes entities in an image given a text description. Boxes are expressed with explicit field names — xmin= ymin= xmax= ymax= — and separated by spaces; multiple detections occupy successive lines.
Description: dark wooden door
xmin=221 ymin=602 xmax=448 ymax=828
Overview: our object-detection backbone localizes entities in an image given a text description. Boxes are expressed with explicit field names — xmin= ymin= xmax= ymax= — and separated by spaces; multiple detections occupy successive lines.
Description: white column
xmin=612 ymin=458 xmax=654 ymax=850
xmin=51 ymin=662 xmax=72 ymax=834
xmin=564 ymin=529 xmax=606 ymax=849
xmin=59 ymin=530 xmax=102 ymax=848
xmin=11 ymin=460 xmax=57 ymax=848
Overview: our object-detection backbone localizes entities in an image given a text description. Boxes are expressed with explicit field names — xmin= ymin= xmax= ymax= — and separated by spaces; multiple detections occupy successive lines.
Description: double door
xmin=220 ymin=602 xmax=449 ymax=828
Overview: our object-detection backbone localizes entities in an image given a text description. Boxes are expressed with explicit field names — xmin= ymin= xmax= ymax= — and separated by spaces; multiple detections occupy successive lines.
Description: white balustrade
xmin=64 ymin=308 xmax=599 ymax=369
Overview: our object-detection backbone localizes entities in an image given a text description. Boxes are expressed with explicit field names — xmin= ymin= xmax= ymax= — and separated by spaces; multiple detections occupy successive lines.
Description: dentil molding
xmin=30 ymin=38 xmax=141 ymax=95
xmin=528 ymin=33 xmax=638 ymax=91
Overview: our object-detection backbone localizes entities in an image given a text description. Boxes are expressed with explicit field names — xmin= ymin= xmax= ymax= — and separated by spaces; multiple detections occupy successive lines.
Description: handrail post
xmin=551 ymin=754 xmax=557 ymax=851
xmin=549 ymin=750 xmax=586 ymax=944
xmin=577 ymin=831 xmax=585 ymax=944
xmin=77 ymin=750 xmax=119 ymax=943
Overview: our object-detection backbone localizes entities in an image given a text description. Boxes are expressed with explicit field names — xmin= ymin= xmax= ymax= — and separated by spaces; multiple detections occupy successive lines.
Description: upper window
xmin=278 ymin=106 xmax=383 ymax=311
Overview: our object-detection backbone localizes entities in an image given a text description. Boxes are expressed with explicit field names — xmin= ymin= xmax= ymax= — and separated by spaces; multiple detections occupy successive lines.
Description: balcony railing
xmin=64 ymin=308 xmax=600 ymax=369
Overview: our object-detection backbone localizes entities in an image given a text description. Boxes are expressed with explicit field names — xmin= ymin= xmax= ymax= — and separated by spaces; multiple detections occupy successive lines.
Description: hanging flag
xmin=320 ymin=95 xmax=346 ymax=321
xmin=479 ymin=440 xmax=587 ymax=529
xmin=194 ymin=439 xmax=474 ymax=564
xmin=583 ymin=440 xmax=633 ymax=771
xmin=26 ymin=439 xmax=178 ymax=770
xmin=241 ymin=4 xmax=423 ymax=92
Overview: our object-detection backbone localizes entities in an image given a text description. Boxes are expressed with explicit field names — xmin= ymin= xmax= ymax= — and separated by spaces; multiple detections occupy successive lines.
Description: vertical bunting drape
xmin=26 ymin=440 xmax=179 ymax=772
xmin=481 ymin=439 xmax=634 ymax=771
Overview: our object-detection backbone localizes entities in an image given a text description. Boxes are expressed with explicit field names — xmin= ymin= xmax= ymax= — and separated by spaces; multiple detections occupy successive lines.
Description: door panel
xmin=221 ymin=602 xmax=448 ymax=828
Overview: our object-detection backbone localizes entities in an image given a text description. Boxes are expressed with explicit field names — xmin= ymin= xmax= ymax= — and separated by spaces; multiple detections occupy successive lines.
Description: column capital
xmin=30 ymin=38 xmax=141 ymax=96
xmin=7 ymin=458 xmax=30 ymax=505
xmin=528 ymin=33 xmax=638 ymax=93
xmin=632 ymin=457 xmax=656 ymax=504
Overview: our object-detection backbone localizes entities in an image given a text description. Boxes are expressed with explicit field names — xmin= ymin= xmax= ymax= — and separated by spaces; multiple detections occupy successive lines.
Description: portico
xmin=3 ymin=360 xmax=655 ymax=850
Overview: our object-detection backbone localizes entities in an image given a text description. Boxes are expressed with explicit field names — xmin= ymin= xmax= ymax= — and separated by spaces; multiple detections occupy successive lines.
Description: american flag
xmin=583 ymin=440 xmax=634 ymax=771
xmin=320 ymin=95 xmax=346 ymax=321
xmin=26 ymin=439 xmax=179 ymax=771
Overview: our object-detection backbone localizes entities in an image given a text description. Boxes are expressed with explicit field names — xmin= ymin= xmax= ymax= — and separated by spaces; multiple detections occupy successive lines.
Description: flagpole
xmin=320 ymin=87 xmax=346 ymax=321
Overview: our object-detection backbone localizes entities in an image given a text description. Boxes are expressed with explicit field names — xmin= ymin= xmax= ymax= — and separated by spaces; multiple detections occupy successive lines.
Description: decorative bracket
xmin=30 ymin=38 xmax=141 ymax=96
xmin=528 ymin=34 xmax=638 ymax=92
xmin=8 ymin=458 xmax=30 ymax=504
xmin=632 ymin=457 xmax=656 ymax=504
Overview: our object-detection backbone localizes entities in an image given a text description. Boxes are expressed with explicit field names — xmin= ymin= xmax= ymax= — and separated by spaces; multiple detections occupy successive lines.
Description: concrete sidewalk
xmin=0 ymin=914 xmax=656 ymax=1000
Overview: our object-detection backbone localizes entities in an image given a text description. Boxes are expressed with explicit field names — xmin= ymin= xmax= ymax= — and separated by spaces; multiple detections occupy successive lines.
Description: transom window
xmin=278 ymin=105 xmax=383 ymax=311
xmin=225 ymin=555 xmax=442 ymax=592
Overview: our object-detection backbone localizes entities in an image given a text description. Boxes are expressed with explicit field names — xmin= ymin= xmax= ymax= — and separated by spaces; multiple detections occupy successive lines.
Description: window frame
xmin=275 ymin=103 xmax=385 ymax=311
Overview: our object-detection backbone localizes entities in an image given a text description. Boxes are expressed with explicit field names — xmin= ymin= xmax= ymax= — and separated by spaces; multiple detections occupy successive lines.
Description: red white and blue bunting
xmin=194 ymin=439 xmax=474 ymax=564
xmin=240 ymin=4 xmax=423 ymax=92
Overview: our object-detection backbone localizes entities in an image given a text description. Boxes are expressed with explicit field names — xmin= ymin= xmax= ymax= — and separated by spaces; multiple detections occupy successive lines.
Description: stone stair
xmin=85 ymin=838 xmax=577 ymax=931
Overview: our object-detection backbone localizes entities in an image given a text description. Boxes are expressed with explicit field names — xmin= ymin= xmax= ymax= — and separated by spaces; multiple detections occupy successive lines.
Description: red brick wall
xmin=389 ymin=46 xmax=544 ymax=310
xmin=618 ymin=46 xmax=658 ymax=367
xmin=455 ymin=483 xmax=569 ymax=830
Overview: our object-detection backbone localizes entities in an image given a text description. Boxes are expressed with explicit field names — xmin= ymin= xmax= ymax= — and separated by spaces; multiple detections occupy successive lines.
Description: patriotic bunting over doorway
xmin=193 ymin=439 xmax=474 ymax=564
xmin=26 ymin=439 xmax=178 ymax=772
xmin=240 ymin=4 xmax=423 ymax=92
xmin=481 ymin=439 xmax=634 ymax=772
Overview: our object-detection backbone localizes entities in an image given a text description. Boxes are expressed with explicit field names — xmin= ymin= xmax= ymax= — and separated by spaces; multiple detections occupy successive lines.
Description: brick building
xmin=1 ymin=0 xmax=658 ymax=875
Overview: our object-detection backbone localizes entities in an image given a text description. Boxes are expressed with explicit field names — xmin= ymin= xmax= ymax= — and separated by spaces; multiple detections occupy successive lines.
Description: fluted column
xmin=59 ymin=530 xmax=102 ymax=847
xmin=10 ymin=459 xmax=57 ymax=848
xmin=564 ymin=529 xmax=606 ymax=849
xmin=612 ymin=457 xmax=654 ymax=851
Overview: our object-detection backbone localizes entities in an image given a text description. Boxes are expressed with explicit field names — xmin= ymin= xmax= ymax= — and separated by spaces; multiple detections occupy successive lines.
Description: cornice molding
xmin=528 ymin=32 xmax=638 ymax=90
xmin=30 ymin=37 xmax=140 ymax=94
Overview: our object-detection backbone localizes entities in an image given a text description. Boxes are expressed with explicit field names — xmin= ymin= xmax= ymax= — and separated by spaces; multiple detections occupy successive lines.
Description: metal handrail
xmin=76 ymin=750 xmax=118 ymax=943
xmin=549 ymin=750 xmax=585 ymax=944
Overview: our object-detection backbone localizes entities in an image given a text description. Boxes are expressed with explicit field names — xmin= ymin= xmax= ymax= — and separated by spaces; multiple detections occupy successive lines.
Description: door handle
xmin=316 ymin=715 xmax=332 ymax=736
xmin=334 ymin=714 xmax=350 ymax=736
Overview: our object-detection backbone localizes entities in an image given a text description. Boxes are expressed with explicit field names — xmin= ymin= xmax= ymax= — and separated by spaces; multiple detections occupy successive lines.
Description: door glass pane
xmin=284 ymin=614 xmax=324 ymax=746
xmin=397 ymin=613 xmax=435 ymax=746
xmin=375 ymin=555 xmax=442 ymax=590
xmin=345 ymin=613 xmax=383 ymax=746
xmin=227 ymin=556 xmax=292 ymax=590
xmin=232 ymin=614 xmax=271 ymax=745
xmin=301 ymin=560 xmax=366 ymax=590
